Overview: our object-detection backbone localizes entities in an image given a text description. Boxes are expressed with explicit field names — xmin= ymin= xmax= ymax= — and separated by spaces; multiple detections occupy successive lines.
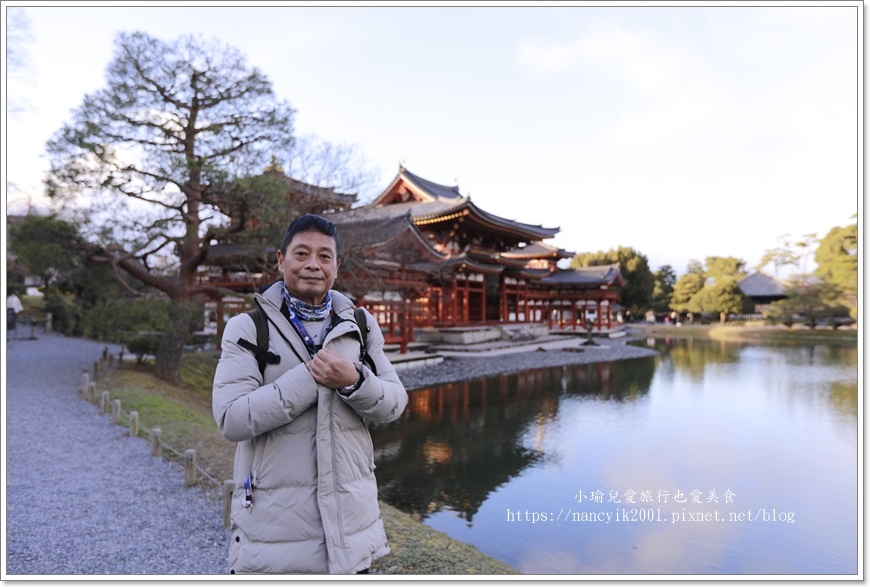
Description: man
xmin=7 ymin=291 xmax=24 ymax=339
xmin=212 ymin=214 xmax=408 ymax=574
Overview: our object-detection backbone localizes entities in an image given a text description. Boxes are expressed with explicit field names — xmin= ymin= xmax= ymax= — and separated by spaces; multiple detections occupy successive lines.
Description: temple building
xmin=326 ymin=167 xmax=625 ymax=348
xmin=738 ymin=271 xmax=788 ymax=316
xmin=197 ymin=165 xmax=625 ymax=349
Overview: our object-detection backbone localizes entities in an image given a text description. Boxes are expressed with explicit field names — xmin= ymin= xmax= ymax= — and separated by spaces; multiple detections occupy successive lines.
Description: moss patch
xmin=372 ymin=502 xmax=517 ymax=575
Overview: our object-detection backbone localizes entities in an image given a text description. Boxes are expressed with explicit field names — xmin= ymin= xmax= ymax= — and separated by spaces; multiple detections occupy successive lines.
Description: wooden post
xmin=119 ymin=349 xmax=124 ymax=366
xmin=223 ymin=480 xmax=235 ymax=528
xmin=112 ymin=399 xmax=121 ymax=424
xmin=89 ymin=381 xmax=96 ymax=403
xmin=129 ymin=411 xmax=139 ymax=437
xmin=108 ymin=355 xmax=114 ymax=369
xmin=103 ymin=346 xmax=108 ymax=360
xmin=101 ymin=391 xmax=110 ymax=413
xmin=81 ymin=372 xmax=90 ymax=394
xmin=151 ymin=428 xmax=162 ymax=457
xmin=184 ymin=449 xmax=197 ymax=487
xmin=100 ymin=356 xmax=106 ymax=371
xmin=45 ymin=313 xmax=53 ymax=333
xmin=93 ymin=361 xmax=99 ymax=381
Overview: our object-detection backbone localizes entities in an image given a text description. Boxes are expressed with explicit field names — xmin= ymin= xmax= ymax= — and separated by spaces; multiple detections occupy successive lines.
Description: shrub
xmin=126 ymin=335 xmax=161 ymax=364
xmin=44 ymin=295 xmax=75 ymax=335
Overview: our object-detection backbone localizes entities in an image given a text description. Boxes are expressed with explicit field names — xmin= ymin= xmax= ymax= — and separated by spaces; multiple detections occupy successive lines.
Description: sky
xmin=3 ymin=1 xmax=862 ymax=277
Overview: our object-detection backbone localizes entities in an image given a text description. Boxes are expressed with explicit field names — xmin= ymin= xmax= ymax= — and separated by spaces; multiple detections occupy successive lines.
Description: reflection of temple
xmin=370 ymin=358 xmax=656 ymax=521
xmin=327 ymin=167 xmax=625 ymax=347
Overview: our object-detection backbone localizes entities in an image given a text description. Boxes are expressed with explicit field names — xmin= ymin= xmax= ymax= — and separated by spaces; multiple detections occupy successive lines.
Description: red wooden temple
xmin=326 ymin=167 xmax=625 ymax=348
xmin=196 ymin=166 xmax=625 ymax=350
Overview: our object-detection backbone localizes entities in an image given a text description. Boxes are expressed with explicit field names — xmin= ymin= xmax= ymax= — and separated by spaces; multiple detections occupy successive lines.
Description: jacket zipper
xmin=363 ymin=418 xmax=376 ymax=471
xmin=328 ymin=390 xmax=349 ymax=567
xmin=250 ymin=435 xmax=264 ymax=488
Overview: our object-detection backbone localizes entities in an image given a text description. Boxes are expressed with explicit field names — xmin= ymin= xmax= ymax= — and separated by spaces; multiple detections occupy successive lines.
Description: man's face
xmin=277 ymin=230 xmax=341 ymax=305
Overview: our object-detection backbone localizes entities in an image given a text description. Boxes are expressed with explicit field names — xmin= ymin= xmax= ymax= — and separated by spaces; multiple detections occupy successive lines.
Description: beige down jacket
xmin=212 ymin=283 xmax=408 ymax=574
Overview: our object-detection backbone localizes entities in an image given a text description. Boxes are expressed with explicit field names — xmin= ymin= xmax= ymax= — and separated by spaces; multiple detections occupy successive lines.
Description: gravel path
xmin=5 ymin=333 xmax=230 ymax=576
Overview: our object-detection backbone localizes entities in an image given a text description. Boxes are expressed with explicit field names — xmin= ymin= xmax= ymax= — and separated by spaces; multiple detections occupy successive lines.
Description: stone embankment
xmin=398 ymin=337 xmax=658 ymax=391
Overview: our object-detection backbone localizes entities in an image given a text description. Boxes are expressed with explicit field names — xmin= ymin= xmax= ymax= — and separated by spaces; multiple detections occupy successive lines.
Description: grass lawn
xmin=629 ymin=323 xmax=858 ymax=344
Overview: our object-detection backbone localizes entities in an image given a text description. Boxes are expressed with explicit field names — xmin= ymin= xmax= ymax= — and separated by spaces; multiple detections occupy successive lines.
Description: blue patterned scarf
xmin=282 ymin=286 xmax=332 ymax=321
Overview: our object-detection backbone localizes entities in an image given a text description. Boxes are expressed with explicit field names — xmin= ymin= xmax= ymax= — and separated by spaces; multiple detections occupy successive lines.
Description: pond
xmin=370 ymin=337 xmax=859 ymax=576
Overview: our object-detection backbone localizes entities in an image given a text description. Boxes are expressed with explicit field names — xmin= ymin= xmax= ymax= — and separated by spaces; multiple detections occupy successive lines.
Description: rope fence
xmin=80 ymin=347 xmax=234 ymax=529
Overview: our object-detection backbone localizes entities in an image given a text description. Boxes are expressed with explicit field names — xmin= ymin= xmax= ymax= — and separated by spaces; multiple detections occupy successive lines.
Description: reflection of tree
xmin=648 ymin=338 xmax=742 ymax=380
xmin=827 ymin=381 xmax=858 ymax=422
xmin=372 ymin=377 xmax=545 ymax=522
xmin=370 ymin=358 xmax=655 ymax=521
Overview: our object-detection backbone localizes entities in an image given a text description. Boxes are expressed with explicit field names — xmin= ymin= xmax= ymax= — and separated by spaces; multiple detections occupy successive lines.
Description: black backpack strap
xmin=237 ymin=307 xmax=281 ymax=376
xmin=354 ymin=307 xmax=378 ymax=376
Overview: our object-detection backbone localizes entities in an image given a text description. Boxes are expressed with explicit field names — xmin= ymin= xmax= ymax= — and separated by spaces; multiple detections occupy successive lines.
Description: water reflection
xmin=371 ymin=359 xmax=656 ymax=521
xmin=372 ymin=338 xmax=858 ymax=575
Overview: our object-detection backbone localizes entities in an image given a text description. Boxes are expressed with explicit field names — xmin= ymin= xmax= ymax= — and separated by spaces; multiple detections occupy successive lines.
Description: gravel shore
xmin=397 ymin=337 xmax=658 ymax=391
xmin=4 ymin=331 xmax=655 ymax=577
xmin=5 ymin=333 xmax=230 ymax=576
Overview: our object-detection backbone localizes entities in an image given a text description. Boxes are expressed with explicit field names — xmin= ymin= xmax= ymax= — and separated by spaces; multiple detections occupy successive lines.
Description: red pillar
xmin=501 ymin=277 xmax=507 ymax=323
xmin=596 ymin=299 xmax=602 ymax=331
xmin=400 ymin=299 xmax=409 ymax=354
xmin=572 ymin=299 xmax=577 ymax=331
xmin=480 ymin=280 xmax=485 ymax=324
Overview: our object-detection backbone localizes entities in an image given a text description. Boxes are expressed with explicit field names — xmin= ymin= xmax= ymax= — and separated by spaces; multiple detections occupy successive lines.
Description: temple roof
xmin=739 ymin=271 xmax=788 ymax=298
xmin=265 ymin=169 xmax=357 ymax=209
xmin=331 ymin=212 xmax=445 ymax=262
xmin=539 ymin=264 xmax=624 ymax=287
xmin=502 ymin=241 xmax=575 ymax=260
xmin=398 ymin=167 xmax=464 ymax=201
xmin=204 ymin=243 xmax=263 ymax=268
xmin=363 ymin=167 xmax=560 ymax=242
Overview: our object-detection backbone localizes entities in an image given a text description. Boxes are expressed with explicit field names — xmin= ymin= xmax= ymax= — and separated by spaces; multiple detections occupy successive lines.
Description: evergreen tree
xmin=571 ymin=246 xmax=654 ymax=316
xmin=704 ymin=256 xmax=748 ymax=284
xmin=651 ymin=265 xmax=676 ymax=314
xmin=767 ymin=280 xmax=848 ymax=329
xmin=687 ymin=278 xmax=753 ymax=324
xmin=814 ymin=219 xmax=858 ymax=319
xmin=46 ymin=31 xmax=296 ymax=383
xmin=670 ymin=271 xmax=706 ymax=316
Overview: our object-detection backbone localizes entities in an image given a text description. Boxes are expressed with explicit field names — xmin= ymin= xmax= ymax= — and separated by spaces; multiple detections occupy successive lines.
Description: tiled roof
xmin=739 ymin=272 xmax=788 ymax=298
xmin=328 ymin=200 xmax=463 ymax=223
xmin=400 ymin=167 xmax=463 ymax=200
xmin=539 ymin=264 xmax=623 ymax=287
xmin=502 ymin=241 xmax=575 ymax=259
xmin=329 ymin=211 xmax=445 ymax=260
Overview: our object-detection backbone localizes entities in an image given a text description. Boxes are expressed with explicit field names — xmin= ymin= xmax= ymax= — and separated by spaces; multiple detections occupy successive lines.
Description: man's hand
xmin=306 ymin=347 xmax=359 ymax=389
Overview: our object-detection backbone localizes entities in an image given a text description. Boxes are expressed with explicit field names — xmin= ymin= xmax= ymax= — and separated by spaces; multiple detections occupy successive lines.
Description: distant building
xmin=739 ymin=271 xmax=788 ymax=314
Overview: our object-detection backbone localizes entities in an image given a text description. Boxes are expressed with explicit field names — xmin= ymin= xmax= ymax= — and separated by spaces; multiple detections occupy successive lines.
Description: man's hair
xmin=280 ymin=214 xmax=342 ymax=259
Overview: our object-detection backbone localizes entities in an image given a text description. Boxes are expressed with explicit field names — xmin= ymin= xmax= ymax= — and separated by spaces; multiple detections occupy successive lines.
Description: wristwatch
xmin=339 ymin=368 xmax=364 ymax=396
